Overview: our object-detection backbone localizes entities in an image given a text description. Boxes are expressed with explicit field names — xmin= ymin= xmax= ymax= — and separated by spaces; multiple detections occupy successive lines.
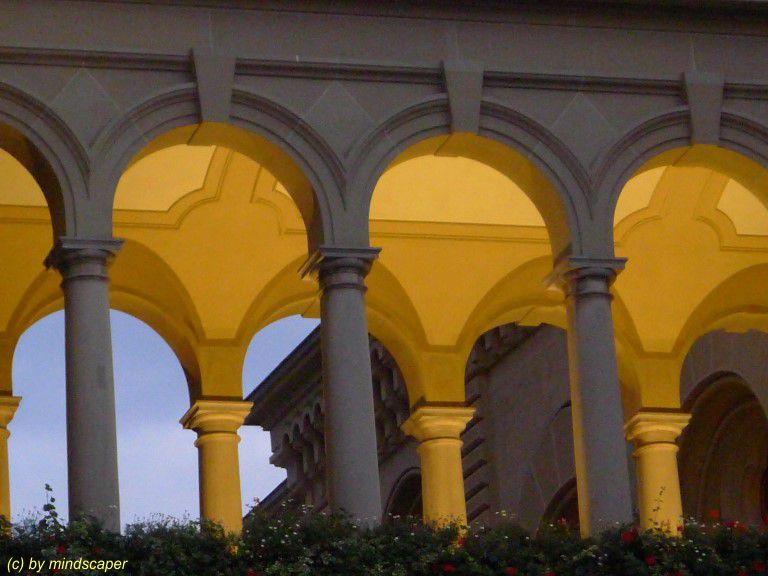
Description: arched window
xmin=385 ymin=470 xmax=422 ymax=520
xmin=679 ymin=376 xmax=768 ymax=525
xmin=542 ymin=478 xmax=579 ymax=529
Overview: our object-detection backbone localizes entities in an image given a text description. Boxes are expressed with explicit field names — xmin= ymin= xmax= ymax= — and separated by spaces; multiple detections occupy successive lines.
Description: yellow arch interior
xmin=3 ymin=138 xmax=768 ymax=412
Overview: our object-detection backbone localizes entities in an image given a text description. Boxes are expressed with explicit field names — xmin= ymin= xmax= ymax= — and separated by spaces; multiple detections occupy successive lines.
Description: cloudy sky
xmin=10 ymin=310 xmax=318 ymax=527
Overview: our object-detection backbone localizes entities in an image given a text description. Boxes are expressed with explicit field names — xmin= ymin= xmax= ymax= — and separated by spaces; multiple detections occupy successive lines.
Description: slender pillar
xmin=0 ymin=396 xmax=20 ymax=521
xmin=180 ymin=399 xmax=252 ymax=533
xmin=558 ymin=258 xmax=633 ymax=536
xmin=402 ymin=405 xmax=474 ymax=526
xmin=46 ymin=237 xmax=122 ymax=532
xmin=308 ymin=246 xmax=382 ymax=525
xmin=625 ymin=410 xmax=690 ymax=532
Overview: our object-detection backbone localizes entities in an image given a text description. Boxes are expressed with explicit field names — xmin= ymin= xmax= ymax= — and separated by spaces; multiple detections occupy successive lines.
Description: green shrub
xmin=2 ymin=491 xmax=768 ymax=575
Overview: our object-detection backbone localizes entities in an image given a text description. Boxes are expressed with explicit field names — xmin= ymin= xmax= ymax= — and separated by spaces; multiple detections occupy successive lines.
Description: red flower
xmin=504 ymin=568 xmax=518 ymax=576
xmin=724 ymin=520 xmax=737 ymax=529
xmin=56 ymin=544 xmax=66 ymax=555
xmin=544 ymin=571 xmax=556 ymax=576
xmin=677 ymin=524 xmax=684 ymax=532
xmin=736 ymin=570 xmax=747 ymax=576
xmin=620 ymin=529 xmax=637 ymax=543
xmin=92 ymin=547 xmax=103 ymax=556
xmin=442 ymin=563 xmax=456 ymax=573
xmin=456 ymin=537 xmax=466 ymax=548
xmin=708 ymin=509 xmax=720 ymax=520
xmin=245 ymin=570 xmax=261 ymax=576
xmin=754 ymin=562 xmax=766 ymax=573
xmin=645 ymin=555 xmax=656 ymax=566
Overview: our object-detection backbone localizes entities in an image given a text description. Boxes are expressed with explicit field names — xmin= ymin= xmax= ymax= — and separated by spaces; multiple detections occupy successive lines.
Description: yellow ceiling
xmin=6 ymin=143 xmax=766 ymax=238
xmin=371 ymin=155 xmax=544 ymax=227
xmin=614 ymin=167 xmax=663 ymax=226
xmin=114 ymin=145 xmax=216 ymax=212
xmin=717 ymin=179 xmax=768 ymax=236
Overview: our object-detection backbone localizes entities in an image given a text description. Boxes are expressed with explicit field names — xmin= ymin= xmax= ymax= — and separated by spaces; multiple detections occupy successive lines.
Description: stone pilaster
xmin=305 ymin=246 xmax=383 ymax=526
xmin=625 ymin=410 xmax=690 ymax=532
xmin=46 ymin=237 xmax=123 ymax=532
xmin=181 ymin=399 xmax=252 ymax=533
xmin=556 ymin=257 xmax=634 ymax=536
xmin=402 ymin=404 xmax=474 ymax=527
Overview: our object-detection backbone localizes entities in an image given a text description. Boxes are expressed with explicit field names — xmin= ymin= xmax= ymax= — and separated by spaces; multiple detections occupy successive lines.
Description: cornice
xmin=0 ymin=46 xmax=764 ymax=99
xmin=0 ymin=46 xmax=189 ymax=72
xmin=483 ymin=71 xmax=682 ymax=96
xmin=80 ymin=1 xmax=768 ymax=31
xmin=236 ymin=58 xmax=442 ymax=85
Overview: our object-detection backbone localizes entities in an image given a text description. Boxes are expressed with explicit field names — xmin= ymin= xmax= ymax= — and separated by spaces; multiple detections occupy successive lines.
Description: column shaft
xmin=0 ymin=396 xmax=20 ymax=521
xmin=625 ymin=411 xmax=690 ymax=532
xmin=314 ymin=248 xmax=382 ymax=525
xmin=402 ymin=405 xmax=474 ymax=526
xmin=181 ymin=400 xmax=252 ymax=533
xmin=47 ymin=238 xmax=122 ymax=532
xmin=561 ymin=262 xmax=633 ymax=536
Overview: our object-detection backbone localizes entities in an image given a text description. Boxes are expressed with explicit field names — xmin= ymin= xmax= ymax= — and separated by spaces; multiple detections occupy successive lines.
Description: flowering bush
xmin=2 ymin=492 xmax=768 ymax=575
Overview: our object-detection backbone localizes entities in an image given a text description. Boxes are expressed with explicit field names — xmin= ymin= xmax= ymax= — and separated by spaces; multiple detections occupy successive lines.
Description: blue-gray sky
xmin=10 ymin=310 xmax=318 ymax=527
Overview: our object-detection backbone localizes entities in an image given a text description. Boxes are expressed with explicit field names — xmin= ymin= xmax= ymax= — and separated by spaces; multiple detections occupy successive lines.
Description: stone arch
xmin=235 ymin=255 xmax=320 ymax=349
xmin=681 ymin=330 xmax=768 ymax=417
xmin=347 ymin=95 xmax=591 ymax=259
xmin=459 ymin=256 xmax=565 ymax=360
xmin=679 ymin=372 xmax=768 ymax=525
xmin=11 ymin=303 xmax=199 ymax=405
xmin=676 ymin=264 xmax=768 ymax=365
xmin=89 ymin=84 xmax=344 ymax=248
xmin=384 ymin=468 xmax=422 ymax=520
xmin=594 ymin=109 xmax=768 ymax=244
xmin=542 ymin=477 xmax=579 ymax=529
xmin=0 ymin=81 xmax=87 ymax=238
xmin=518 ymin=400 xmax=576 ymax=531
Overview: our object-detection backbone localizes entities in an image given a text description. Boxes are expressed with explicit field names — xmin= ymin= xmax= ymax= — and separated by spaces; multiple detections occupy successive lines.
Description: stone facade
xmin=249 ymin=325 xmax=768 ymax=531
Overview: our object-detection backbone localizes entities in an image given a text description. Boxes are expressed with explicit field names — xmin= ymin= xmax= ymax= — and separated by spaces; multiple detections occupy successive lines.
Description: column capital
xmin=180 ymin=399 xmax=253 ymax=435
xmin=45 ymin=237 xmax=124 ymax=279
xmin=0 ymin=396 xmax=20 ymax=428
xmin=401 ymin=404 xmax=475 ymax=442
xmin=300 ymin=245 xmax=381 ymax=278
xmin=624 ymin=409 xmax=691 ymax=446
xmin=548 ymin=255 xmax=626 ymax=293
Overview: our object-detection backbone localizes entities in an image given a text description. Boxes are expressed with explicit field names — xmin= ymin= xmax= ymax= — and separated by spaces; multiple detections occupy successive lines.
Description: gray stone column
xmin=307 ymin=246 xmax=382 ymax=525
xmin=558 ymin=257 xmax=633 ymax=536
xmin=46 ymin=237 xmax=123 ymax=532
